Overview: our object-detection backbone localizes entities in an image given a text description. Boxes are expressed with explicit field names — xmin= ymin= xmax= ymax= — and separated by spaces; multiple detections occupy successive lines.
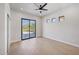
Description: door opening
xmin=7 ymin=14 xmax=11 ymax=54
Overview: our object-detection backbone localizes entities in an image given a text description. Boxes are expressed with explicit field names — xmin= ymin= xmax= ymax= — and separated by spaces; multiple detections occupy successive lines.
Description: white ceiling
xmin=10 ymin=3 xmax=75 ymax=16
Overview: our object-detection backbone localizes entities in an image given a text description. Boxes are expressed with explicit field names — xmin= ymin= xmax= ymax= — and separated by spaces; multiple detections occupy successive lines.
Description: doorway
xmin=7 ymin=14 xmax=11 ymax=54
xmin=21 ymin=18 xmax=36 ymax=40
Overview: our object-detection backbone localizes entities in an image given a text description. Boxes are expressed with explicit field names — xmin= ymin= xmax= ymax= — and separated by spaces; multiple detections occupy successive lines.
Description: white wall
xmin=10 ymin=10 xmax=42 ymax=43
xmin=5 ymin=3 xmax=11 ymax=54
xmin=43 ymin=5 xmax=79 ymax=47
xmin=0 ymin=4 xmax=5 ymax=55
xmin=0 ymin=3 xmax=10 ymax=55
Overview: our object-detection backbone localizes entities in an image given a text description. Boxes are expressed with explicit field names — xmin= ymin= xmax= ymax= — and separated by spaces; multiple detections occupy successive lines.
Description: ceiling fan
xmin=34 ymin=3 xmax=48 ymax=13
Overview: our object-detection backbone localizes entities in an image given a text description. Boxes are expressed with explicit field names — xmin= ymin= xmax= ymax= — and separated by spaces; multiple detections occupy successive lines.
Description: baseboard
xmin=37 ymin=36 xmax=42 ymax=38
xmin=43 ymin=36 xmax=79 ymax=48
xmin=10 ymin=39 xmax=21 ymax=44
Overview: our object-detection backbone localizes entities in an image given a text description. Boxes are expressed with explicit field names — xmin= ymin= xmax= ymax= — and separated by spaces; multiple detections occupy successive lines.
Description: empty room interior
xmin=0 ymin=3 xmax=79 ymax=55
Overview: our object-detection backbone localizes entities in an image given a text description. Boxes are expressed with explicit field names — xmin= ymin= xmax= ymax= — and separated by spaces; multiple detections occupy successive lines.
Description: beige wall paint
xmin=10 ymin=10 xmax=42 ymax=43
xmin=43 ymin=5 xmax=79 ymax=47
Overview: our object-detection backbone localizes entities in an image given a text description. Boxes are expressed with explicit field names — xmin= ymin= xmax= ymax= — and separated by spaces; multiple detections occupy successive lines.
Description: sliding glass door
xmin=21 ymin=19 xmax=30 ymax=39
xmin=30 ymin=20 xmax=36 ymax=38
xmin=21 ymin=18 xmax=36 ymax=40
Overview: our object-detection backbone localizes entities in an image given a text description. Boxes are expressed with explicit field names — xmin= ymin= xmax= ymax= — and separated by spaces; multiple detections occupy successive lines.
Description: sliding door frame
xmin=21 ymin=18 xmax=36 ymax=40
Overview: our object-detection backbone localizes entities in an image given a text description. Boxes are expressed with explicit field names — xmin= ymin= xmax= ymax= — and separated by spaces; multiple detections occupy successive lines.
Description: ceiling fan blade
xmin=35 ymin=9 xmax=39 ymax=10
xmin=40 ymin=3 xmax=47 ymax=9
xmin=42 ymin=9 xmax=48 ymax=11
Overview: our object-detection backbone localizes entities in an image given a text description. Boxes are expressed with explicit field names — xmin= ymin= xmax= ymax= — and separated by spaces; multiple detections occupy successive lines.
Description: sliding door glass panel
xmin=22 ymin=19 xmax=30 ymax=39
xmin=30 ymin=20 xmax=36 ymax=38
